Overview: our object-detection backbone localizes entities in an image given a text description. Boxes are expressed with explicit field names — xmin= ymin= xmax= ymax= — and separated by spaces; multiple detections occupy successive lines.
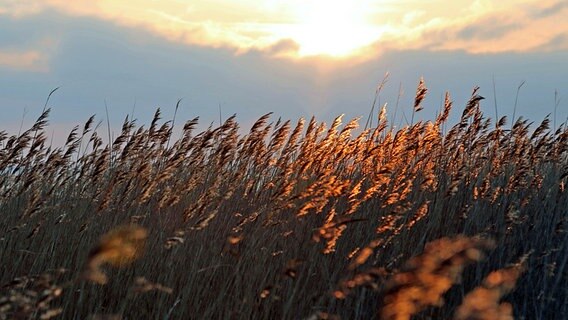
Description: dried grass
xmin=0 ymin=80 xmax=567 ymax=319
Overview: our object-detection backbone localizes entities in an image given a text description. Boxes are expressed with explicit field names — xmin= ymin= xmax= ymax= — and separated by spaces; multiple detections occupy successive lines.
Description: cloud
xmin=0 ymin=12 xmax=58 ymax=72
xmin=0 ymin=10 xmax=566 ymax=140
xmin=531 ymin=1 xmax=568 ymax=19
xmin=0 ymin=0 xmax=46 ymax=18
xmin=373 ymin=0 xmax=568 ymax=54
xmin=457 ymin=21 xmax=521 ymax=41
xmin=0 ymin=49 xmax=49 ymax=72
xmin=0 ymin=0 xmax=567 ymax=60
xmin=256 ymin=38 xmax=301 ymax=57
xmin=542 ymin=34 xmax=568 ymax=51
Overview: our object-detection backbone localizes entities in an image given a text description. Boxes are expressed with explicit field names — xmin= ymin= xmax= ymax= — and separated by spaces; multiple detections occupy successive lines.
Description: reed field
xmin=0 ymin=82 xmax=567 ymax=319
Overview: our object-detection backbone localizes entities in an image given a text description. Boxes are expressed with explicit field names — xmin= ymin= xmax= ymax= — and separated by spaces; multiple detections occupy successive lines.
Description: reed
xmin=0 ymin=80 xmax=566 ymax=319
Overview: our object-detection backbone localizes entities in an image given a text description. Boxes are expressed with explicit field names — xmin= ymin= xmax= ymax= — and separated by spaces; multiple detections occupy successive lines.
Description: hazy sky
xmin=1 ymin=0 xmax=567 ymax=138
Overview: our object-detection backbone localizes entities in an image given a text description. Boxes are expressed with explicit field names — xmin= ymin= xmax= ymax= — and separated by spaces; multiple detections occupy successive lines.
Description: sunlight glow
xmin=289 ymin=0 xmax=385 ymax=57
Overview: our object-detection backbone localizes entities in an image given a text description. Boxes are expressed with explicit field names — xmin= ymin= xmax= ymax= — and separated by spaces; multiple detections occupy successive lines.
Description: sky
xmin=1 ymin=0 xmax=567 ymax=140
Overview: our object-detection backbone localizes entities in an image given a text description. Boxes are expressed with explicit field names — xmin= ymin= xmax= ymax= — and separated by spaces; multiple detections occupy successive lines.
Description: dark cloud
xmin=531 ymin=1 xmax=568 ymax=19
xmin=263 ymin=38 xmax=300 ymax=56
xmin=541 ymin=33 xmax=568 ymax=50
xmin=457 ymin=21 xmax=521 ymax=41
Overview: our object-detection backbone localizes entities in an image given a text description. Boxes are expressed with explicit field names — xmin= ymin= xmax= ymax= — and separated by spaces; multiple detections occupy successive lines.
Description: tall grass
xmin=0 ymin=82 xmax=566 ymax=319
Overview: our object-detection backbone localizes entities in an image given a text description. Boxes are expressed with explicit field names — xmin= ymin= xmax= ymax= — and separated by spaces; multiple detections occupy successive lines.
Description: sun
xmin=289 ymin=0 xmax=385 ymax=57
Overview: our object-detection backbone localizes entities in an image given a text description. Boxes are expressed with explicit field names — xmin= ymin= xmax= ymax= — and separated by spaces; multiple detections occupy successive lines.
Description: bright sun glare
xmin=290 ymin=0 xmax=384 ymax=57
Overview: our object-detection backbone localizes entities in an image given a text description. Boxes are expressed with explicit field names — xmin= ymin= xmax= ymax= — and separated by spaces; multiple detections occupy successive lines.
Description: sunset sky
xmin=1 ymin=0 xmax=567 ymax=137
